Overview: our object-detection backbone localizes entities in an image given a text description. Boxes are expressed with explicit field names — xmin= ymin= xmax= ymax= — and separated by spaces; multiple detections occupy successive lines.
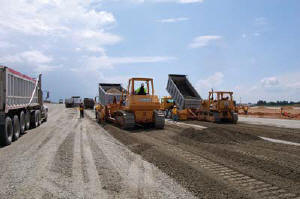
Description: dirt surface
xmin=239 ymin=116 xmax=300 ymax=129
xmin=0 ymin=104 xmax=196 ymax=199
xmin=243 ymin=106 xmax=300 ymax=120
xmin=1 ymin=104 xmax=300 ymax=199
xmin=92 ymin=111 xmax=300 ymax=199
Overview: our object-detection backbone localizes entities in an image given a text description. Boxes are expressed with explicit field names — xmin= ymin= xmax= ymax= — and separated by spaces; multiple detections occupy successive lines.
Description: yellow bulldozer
xmin=95 ymin=78 xmax=165 ymax=129
xmin=197 ymin=91 xmax=238 ymax=123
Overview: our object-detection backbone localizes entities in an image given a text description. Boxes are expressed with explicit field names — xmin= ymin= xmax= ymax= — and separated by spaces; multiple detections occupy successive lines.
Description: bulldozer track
xmin=231 ymin=148 xmax=300 ymax=169
xmin=140 ymin=134 xmax=300 ymax=199
xmin=118 ymin=110 xmax=135 ymax=129
xmin=200 ymin=158 xmax=299 ymax=199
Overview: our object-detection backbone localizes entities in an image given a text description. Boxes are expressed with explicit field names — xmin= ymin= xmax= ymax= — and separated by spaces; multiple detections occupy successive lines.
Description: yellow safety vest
xmin=172 ymin=108 xmax=177 ymax=115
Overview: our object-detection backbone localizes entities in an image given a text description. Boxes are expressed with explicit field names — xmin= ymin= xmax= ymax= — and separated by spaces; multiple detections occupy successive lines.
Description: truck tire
xmin=20 ymin=111 xmax=26 ymax=134
xmin=12 ymin=115 xmax=20 ymax=141
xmin=30 ymin=111 xmax=38 ymax=128
xmin=25 ymin=111 xmax=30 ymax=130
xmin=37 ymin=110 xmax=42 ymax=126
xmin=0 ymin=117 xmax=13 ymax=146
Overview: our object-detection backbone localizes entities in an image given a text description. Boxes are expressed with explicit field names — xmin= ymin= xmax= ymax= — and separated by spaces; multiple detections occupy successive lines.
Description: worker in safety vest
xmin=172 ymin=105 xmax=178 ymax=122
xmin=135 ymin=83 xmax=147 ymax=95
xmin=79 ymin=103 xmax=84 ymax=118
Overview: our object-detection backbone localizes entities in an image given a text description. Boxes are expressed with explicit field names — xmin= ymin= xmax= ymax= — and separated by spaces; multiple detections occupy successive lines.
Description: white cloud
xmin=235 ymin=72 xmax=300 ymax=103
xmin=261 ymin=77 xmax=279 ymax=87
xmin=189 ymin=35 xmax=222 ymax=48
xmin=0 ymin=50 xmax=52 ymax=64
xmin=82 ymin=55 xmax=176 ymax=71
xmin=255 ymin=17 xmax=267 ymax=26
xmin=154 ymin=0 xmax=203 ymax=3
xmin=196 ymin=72 xmax=224 ymax=92
xmin=158 ymin=17 xmax=189 ymax=23
xmin=34 ymin=64 xmax=58 ymax=73
xmin=0 ymin=41 xmax=14 ymax=48
xmin=178 ymin=0 xmax=203 ymax=3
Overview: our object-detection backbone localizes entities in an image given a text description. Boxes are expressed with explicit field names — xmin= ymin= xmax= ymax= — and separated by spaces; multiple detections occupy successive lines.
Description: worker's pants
xmin=80 ymin=110 xmax=84 ymax=118
xmin=172 ymin=114 xmax=178 ymax=122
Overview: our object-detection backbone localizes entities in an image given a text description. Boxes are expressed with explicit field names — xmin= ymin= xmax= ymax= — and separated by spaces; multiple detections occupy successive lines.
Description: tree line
xmin=256 ymin=100 xmax=300 ymax=106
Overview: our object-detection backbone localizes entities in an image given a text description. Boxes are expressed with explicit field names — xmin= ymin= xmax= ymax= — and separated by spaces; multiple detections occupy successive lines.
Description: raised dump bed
xmin=98 ymin=83 xmax=124 ymax=106
xmin=166 ymin=74 xmax=201 ymax=110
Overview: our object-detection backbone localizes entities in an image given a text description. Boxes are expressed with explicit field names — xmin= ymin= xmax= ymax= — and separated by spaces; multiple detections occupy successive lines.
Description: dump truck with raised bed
xmin=83 ymin=98 xmax=95 ymax=109
xmin=0 ymin=66 xmax=48 ymax=146
xmin=167 ymin=74 xmax=202 ymax=110
xmin=95 ymin=78 xmax=165 ymax=129
xmin=166 ymin=74 xmax=202 ymax=120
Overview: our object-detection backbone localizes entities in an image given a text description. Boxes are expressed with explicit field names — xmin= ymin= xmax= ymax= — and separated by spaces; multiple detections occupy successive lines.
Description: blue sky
xmin=0 ymin=0 xmax=299 ymax=103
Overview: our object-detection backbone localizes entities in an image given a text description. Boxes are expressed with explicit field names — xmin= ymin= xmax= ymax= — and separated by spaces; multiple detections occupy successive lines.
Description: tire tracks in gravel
xmin=161 ymin=125 xmax=300 ymax=194
xmin=99 ymin=117 xmax=300 ymax=199
xmin=0 ymin=105 xmax=71 ymax=198
xmin=102 ymin=124 xmax=250 ymax=199
xmin=140 ymin=130 xmax=300 ymax=199
xmin=84 ymin=110 xmax=198 ymax=199
xmin=12 ymin=107 xmax=80 ymax=198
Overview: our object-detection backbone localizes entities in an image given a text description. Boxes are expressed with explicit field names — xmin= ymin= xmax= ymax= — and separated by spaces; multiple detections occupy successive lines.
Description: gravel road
xmin=0 ymin=104 xmax=299 ymax=199
xmin=239 ymin=116 xmax=300 ymax=129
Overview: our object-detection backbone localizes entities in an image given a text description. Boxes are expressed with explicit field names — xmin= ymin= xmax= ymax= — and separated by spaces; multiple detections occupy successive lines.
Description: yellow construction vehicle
xmin=160 ymin=96 xmax=189 ymax=120
xmin=236 ymin=105 xmax=249 ymax=114
xmin=95 ymin=78 xmax=165 ymax=129
xmin=160 ymin=96 xmax=174 ymax=112
xmin=198 ymin=91 xmax=238 ymax=123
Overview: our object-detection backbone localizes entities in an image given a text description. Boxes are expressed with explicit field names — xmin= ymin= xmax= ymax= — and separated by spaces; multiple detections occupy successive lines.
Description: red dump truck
xmin=0 ymin=66 xmax=48 ymax=146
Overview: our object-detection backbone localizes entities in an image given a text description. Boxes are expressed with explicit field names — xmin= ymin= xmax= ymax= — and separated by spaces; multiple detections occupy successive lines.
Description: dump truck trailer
xmin=0 ymin=66 xmax=48 ymax=146
xmin=98 ymin=83 xmax=124 ymax=106
xmin=166 ymin=74 xmax=202 ymax=110
xmin=65 ymin=96 xmax=81 ymax=108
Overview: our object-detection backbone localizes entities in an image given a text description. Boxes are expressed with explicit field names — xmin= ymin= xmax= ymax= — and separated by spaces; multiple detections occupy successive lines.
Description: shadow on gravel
xmin=177 ymin=127 xmax=260 ymax=144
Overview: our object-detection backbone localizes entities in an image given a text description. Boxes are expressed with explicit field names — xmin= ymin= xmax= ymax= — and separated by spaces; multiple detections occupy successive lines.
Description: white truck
xmin=0 ymin=66 xmax=48 ymax=146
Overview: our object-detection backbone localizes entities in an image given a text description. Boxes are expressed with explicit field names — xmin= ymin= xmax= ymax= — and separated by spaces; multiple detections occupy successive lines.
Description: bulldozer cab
xmin=209 ymin=91 xmax=233 ymax=101
xmin=125 ymin=78 xmax=160 ymax=111
xmin=127 ymin=78 xmax=153 ymax=96
xmin=208 ymin=91 xmax=235 ymax=111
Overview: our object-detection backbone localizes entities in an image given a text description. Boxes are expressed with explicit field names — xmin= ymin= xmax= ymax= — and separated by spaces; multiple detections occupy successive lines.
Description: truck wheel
xmin=37 ymin=110 xmax=42 ymax=126
xmin=12 ymin=115 xmax=20 ymax=141
xmin=0 ymin=117 xmax=13 ymax=146
xmin=30 ymin=111 xmax=38 ymax=128
xmin=20 ymin=111 xmax=26 ymax=134
xmin=25 ymin=111 xmax=30 ymax=130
